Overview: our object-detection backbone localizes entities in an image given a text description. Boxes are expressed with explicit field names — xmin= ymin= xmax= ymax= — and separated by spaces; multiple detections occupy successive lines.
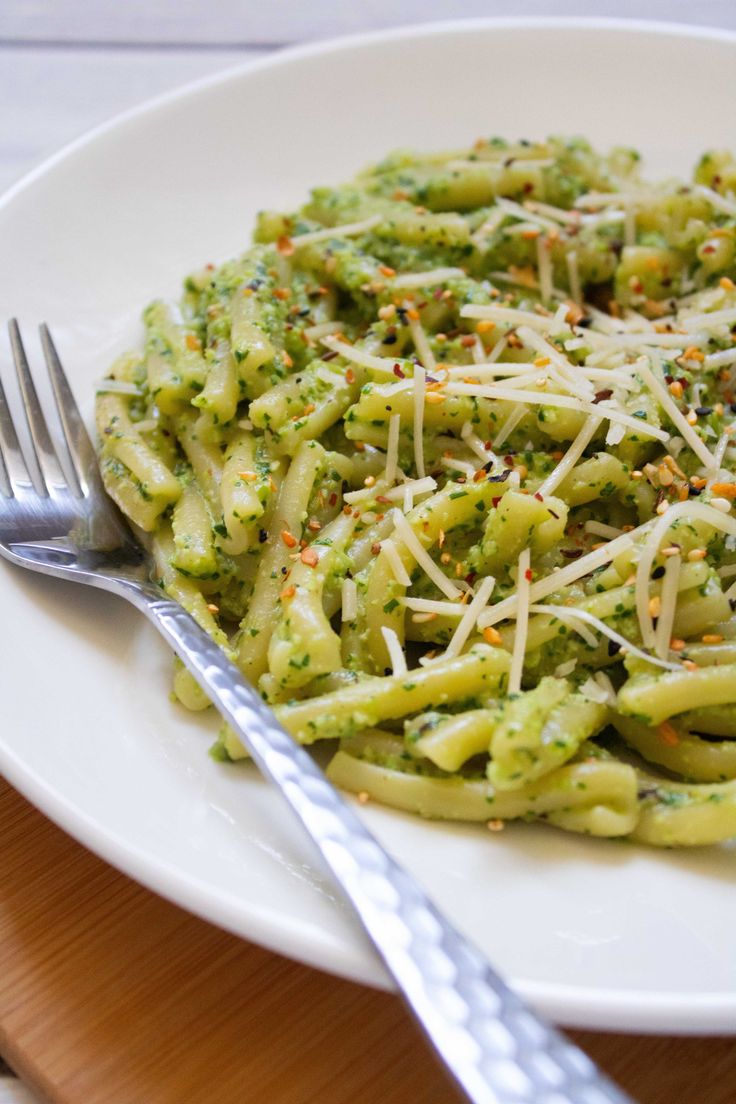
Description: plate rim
xmin=2 ymin=14 xmax=736 ymax=1034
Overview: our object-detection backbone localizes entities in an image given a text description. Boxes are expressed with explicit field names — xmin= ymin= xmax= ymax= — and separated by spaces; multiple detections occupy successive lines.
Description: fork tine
xmin=8 ymin=320 xmax=68 ymax=496
xmin=0 ymin=357 xmax=33 ymax=496
xmin=39 ymin=324 xmax=90 ymax=498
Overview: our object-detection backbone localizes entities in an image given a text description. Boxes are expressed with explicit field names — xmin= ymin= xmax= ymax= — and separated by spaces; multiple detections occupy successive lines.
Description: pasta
xmin=97 ymin=135 xmax=736 ymax=847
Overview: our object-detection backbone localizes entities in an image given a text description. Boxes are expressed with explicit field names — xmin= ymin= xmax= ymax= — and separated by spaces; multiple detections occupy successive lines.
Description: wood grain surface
xmin=1 ymin=777 xmax=735 ymax=1104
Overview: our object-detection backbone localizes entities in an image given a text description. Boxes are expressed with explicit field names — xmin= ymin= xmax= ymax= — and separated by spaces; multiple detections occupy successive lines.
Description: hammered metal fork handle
xmin=118 ymin=580 xmax=632 ymax=1104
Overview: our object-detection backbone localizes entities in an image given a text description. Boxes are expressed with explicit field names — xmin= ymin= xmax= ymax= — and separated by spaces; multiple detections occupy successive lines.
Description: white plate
xmin=1 ymin=17 xmax=736 ymax=1035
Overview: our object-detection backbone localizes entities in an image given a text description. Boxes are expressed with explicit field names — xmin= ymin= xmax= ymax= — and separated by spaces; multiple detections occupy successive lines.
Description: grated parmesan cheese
xmin=384 ymin=412 xmax=401 ymax=484
xmin=380 ymin=626 xmax=407 ymax=676
xmin=380 ymin=538 xmax=412 ymax=586
xmin=413 ymin=364 xmax=426 ymax=479
xmin=95 ymin=379 xmax=142 ymax=396
xmin=406 ymin=308 xmax=436 ymax=372
xmin=392 ymin=267 xmax=465 ymax=289
xmin=653 ymin=550 xmax=681 ymax=660
xmin=508 ymin=549 xmax=531 ymax=694
xmin=566 ymin=250 xmax=582 ymax=305
xmin=536 ymin=234 xmax=554 ymax=304
xmin=529 ymin=603 xmax=681 ymax=672
xmin=442 ymin=575 xmax=496 ymax=659
xmin=391 ymin=509 xmax=462 ymax=600
xmin=320 ymin=335 xmax=411 ymax=375
xmin=537 ymin=416 xmax=602 ymax=496
xmin=341 ymin=578 xmax=358 ymax=622
xmin=291 ymin=214 xmax=381 ymax=248
xmin=635 ymin=355 xmax=717 ymax=469
xmin=444 ymin=381 xmax=669 ymax=441
xmin=478 ymin=527 xmax=641 ymax=630
xmin=584 ymin=519 xmax=623 ymax=540
xmin=635 ymin=501 xmax=736 ymax=648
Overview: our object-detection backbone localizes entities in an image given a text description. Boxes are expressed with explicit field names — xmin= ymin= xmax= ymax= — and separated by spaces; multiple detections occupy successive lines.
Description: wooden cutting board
xmin=1 ymin=776 xmax=735 ymax=1104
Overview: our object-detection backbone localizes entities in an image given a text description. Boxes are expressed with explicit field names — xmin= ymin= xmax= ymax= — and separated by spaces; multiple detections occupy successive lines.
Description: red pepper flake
xmin=376 ymin=495 xmax=392 ymax=505
xmin=524 ymin=568 xmax=533 ymax=582
xmin=307 ymin=518 xmax=321 ymax=532
xmin=300 ymin=547 xmax=319 ymax=567
xmin=492 ymin=496 xmax=502 ymax=508
xmin=393 ymin=363 xmax=405 ymax=379
xmin=657 ymin=721 xmax=680 ymax=747
xmin=279 ymin=585 xmax=296 ymax=600
xmin=280 ymin=529 xmax=298 ymax=548
xmin=283 ymin=351 xmax=294 ymax=369
xmin=379 ymin=264 xmax=396 ymax=278
xmin=185 ymin=333 xmax=201 ymax=352
xmin=277 ymin=235 xmax=295 ymax=256
xmin=534 ymin=492 xmax=544 ymax=502
xmin=460 ymin=335 xmax=477 ymax=348
xmin=345 ymin=367 xmax=355 ymax=384
xmin=273 ymin=287 xmax=291 ymax=300
xmin=328 ymin=492 xmax=338 ymax=506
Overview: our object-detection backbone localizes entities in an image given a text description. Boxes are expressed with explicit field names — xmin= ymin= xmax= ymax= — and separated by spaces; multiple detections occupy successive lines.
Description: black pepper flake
xmin=383 ymin=334 xmax=398 ymax=345
xmin=561 ymin=548 xmax=583 ymax=559
xmin=695 ymin=406 xmax=713 ymax=416
xmin=593 ymin=389 xmax=613 ymax=404
xmin=608 ymin=639 xmax=621 ymax=657
xmin=488 ymin=469 xmax=512 ymax=483
xmin=258 ymin=528 xmax=268 ymax=543
xmin=322 ymin=350 xmax=339 ymax=361
xmin=652 ymin=565 xmax=665 ymax=579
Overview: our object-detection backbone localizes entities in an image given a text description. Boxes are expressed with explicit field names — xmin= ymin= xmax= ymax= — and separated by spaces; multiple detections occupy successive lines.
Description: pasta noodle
xmin=97 ymin=134 xmax=736 ymax=847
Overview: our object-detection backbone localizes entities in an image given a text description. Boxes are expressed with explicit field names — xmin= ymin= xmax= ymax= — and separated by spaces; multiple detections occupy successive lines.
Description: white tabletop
xmin=2 ymin=1 xmax=736 ymax=1099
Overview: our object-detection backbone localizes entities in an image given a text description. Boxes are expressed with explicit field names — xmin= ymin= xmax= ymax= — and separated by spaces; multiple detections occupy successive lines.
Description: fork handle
xmin=123 ymin=581 xmax=633 ymax=1104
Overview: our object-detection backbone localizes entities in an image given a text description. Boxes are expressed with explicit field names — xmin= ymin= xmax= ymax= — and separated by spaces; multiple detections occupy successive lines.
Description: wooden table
xmin=3 ymin=4 xmax=736 ymax=1101
xmin=1 ymin=776 xmax=736 ymax=1104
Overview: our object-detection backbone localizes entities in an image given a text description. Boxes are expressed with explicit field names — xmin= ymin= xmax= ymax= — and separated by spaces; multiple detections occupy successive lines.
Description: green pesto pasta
xmin=98 ymin=134 xmax=736 ymax=847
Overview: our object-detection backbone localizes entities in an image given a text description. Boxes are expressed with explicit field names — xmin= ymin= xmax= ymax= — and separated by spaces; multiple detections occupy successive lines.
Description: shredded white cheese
xmin=380 ymin=626 xmax=407 ymax=676
xmin=537 ymin=416 xmax=602 ymax=496
xmin=320 ymin=335 xmax=409 ymax=375
xmin=635 ymin=501 xmax=736 ymax=647
xmin=635 ymin=355 xmax=717 ymax=469
xmin=536 ymin=234 xmax=553 ymax=304
xmin=444 ymin=381 xmax=669 ymax=442
xmin=443 ymin=575 xmax=496 ymax=659
xmin=508 ymin=549 xmax=531 ymax=694
xmin=380 ymin=538 xmax=412 ymax=586
xmin=341 ymin=578 xmax=358 ymax=623
xmin=566 ymin=250 xmax=582 ymax=305
xmin=95 ymin=379 xmax=142 ymax=396
xmin=402 ymin=596 xmax=465 ymax=618
xmin=382 ymin=476 xmax=437 ymax=502
xmin=478 ymin=526 xmax=641 ymax=629
xmin=303 ymin=320 xmax=344 ymax=340
xmin=406 ymin=309 xmax=436 ymax=372
xmin=291 ymin=214 xmax=381 ymax=248
xmin=413 ymin=364 xmax=426 ymax=479
xmin=529 ymin=603 xmax=681 ymax=672
xmin=384 ymin=412 xmax=401 ymax=485
xmin=391 ymin=509 xmax=462 ymax=600
xmin=653 ymin=551 xmax=681 ymax=660
xmin=391 ymin=267 xmax=465 ymax=289
xmin=584 ymin=519 xmax=623 ymax=540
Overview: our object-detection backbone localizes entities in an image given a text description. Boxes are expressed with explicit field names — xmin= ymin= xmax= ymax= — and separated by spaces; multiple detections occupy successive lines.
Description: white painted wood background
xmin=2 ymin=0 xmax=736 ymax=1098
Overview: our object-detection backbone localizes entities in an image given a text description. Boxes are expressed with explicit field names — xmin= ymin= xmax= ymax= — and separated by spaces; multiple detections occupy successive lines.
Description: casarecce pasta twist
xmin=97 ymin=135 xmax=736 ymax=847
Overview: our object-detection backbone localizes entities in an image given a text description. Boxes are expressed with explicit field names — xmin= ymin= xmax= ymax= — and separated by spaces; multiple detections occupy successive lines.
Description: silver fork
xmin=0 ymin=321 xmax=635 ymax=1104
